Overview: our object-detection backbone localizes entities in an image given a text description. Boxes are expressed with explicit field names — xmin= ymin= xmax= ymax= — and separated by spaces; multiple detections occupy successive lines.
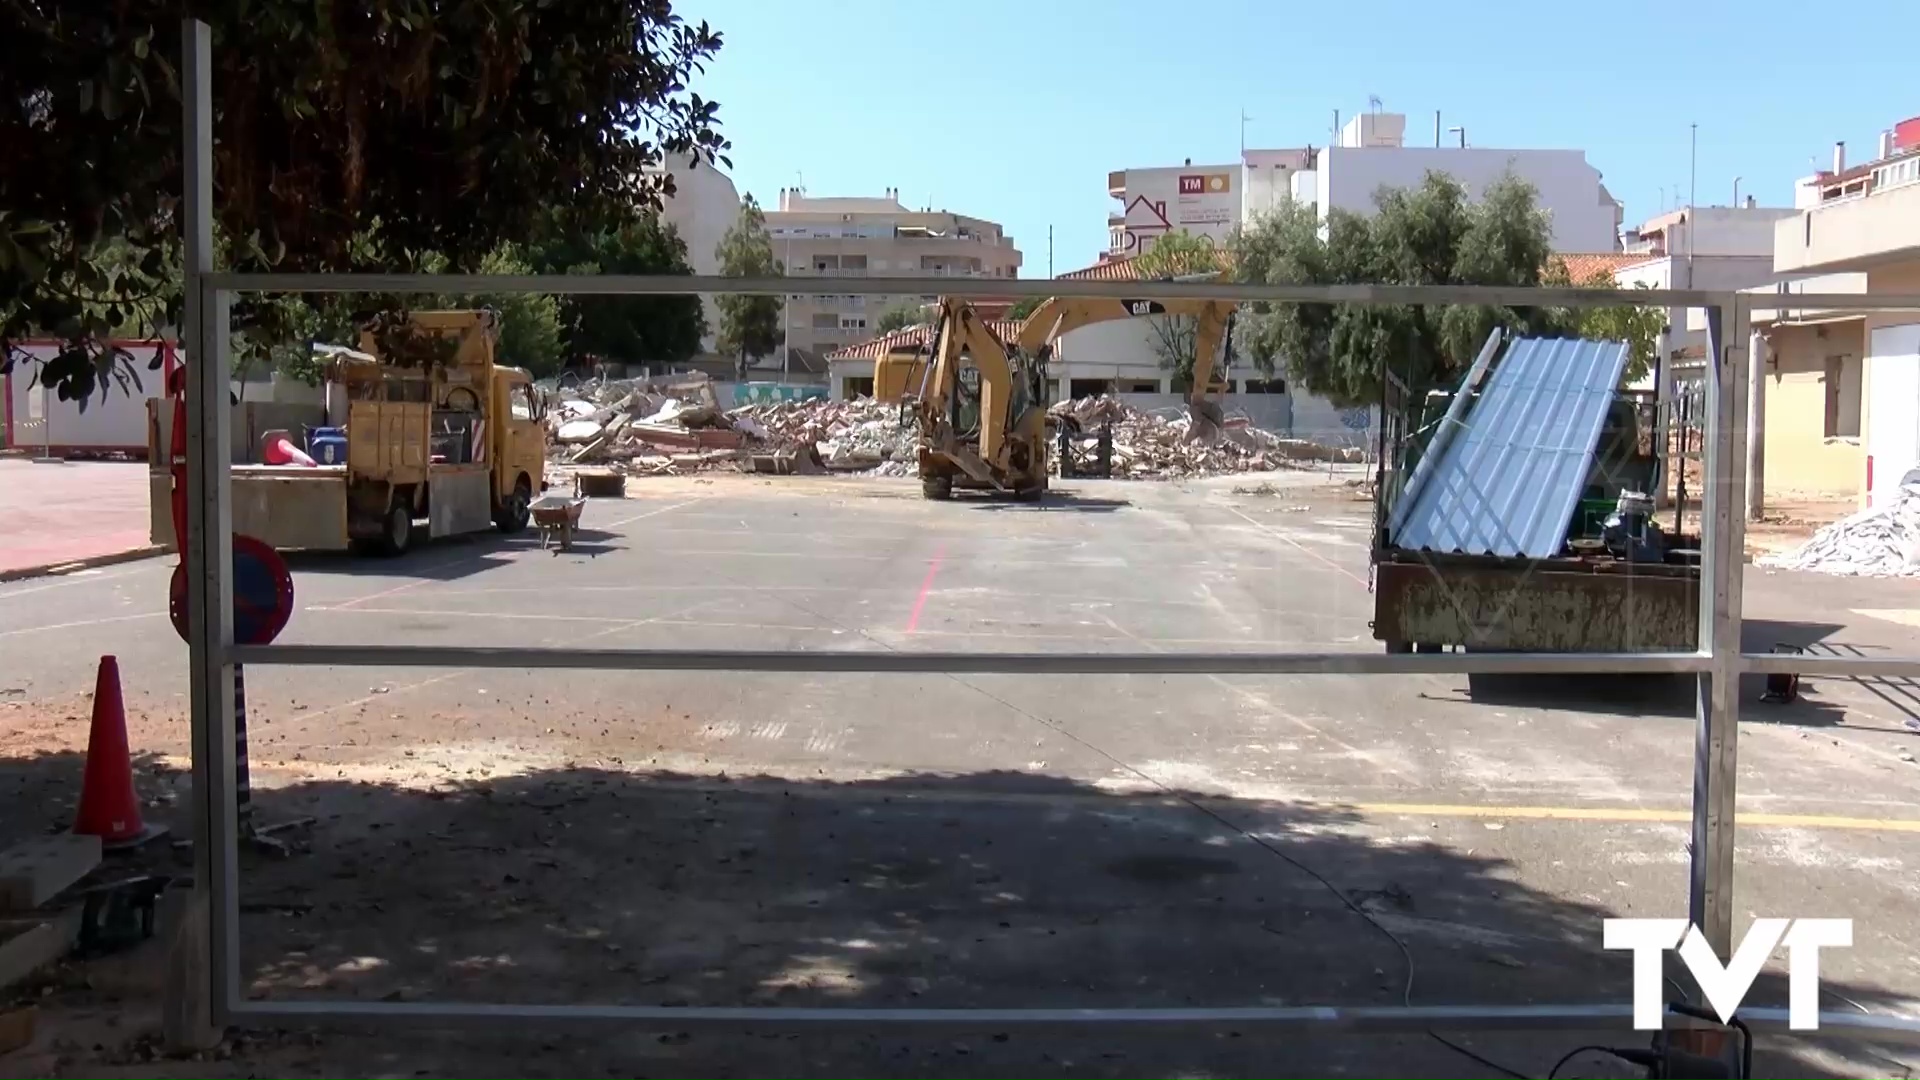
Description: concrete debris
xmin=545 ymin=379 xmax=1360 ymax=484
xmin=728 ymin=398 xmax=918 ymax=469
xmin=546 ymin=373 xmax=913 ymax=479
xmin=1048 ymin=395 xmax=1363 ymax=479
xmin=1759 ymin=483 xmax=1920 ymax=578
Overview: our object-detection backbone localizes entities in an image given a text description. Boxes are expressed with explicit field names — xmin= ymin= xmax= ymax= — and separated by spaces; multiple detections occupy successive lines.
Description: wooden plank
xmin=0 ymin=910 xmax=81 ymax=991
xmin=0 ymin=835 xmax=100 ymax=912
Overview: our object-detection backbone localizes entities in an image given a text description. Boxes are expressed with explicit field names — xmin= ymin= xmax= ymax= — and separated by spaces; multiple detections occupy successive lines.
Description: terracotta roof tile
xmin=1056 ymin=256 xmax=1144 ymax=282
xmin=1552 ymin=252 xmax=1659 ymax=282
xmin=826 ymin=319 xmax=1023 ymax=362
xmin=1054 ymin=250 xmax=1232 ymax=282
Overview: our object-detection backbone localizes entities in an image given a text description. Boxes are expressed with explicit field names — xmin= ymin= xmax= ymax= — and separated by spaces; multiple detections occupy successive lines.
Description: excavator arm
xmin=925 ymin=297 xmax=1021 ymax=466
xmin=1183 ymin=302 xmax=1233 ymax=440
xmin=1017 ymin=294 xmax=1235 ymax=440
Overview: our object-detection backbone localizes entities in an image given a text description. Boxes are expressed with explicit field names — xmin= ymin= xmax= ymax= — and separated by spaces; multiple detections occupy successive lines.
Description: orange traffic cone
xmin=73 ymin=656 xmax=166 ymax=849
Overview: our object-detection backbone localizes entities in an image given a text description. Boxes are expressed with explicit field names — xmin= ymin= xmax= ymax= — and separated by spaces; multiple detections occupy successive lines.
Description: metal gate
xmin=166 ymin=18 xmax=1920 ymax=1048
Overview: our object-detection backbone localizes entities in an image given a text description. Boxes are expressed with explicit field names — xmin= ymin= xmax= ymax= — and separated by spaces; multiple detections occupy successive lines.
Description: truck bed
xmin=1371 ymin=549 xmax=1700 ymax=652
xmin=231 ymin=463 xmax=347 ymax=479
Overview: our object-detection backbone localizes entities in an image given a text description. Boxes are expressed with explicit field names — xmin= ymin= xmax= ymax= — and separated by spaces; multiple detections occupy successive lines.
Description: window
xmin=843 ymin=377 xmax=875 ymax=399
xmin=511 ymin=383 xmax=539 ymax=420
xmin=839 ymin=316 xmax=867 ymax=330
xmin=1242 ymin=378 xmax=1288 ymax=395
xmin=1823 ymin=355 xmax=1862 ymax=438
xmin=812 ymin=313 xmax=839 ymax=330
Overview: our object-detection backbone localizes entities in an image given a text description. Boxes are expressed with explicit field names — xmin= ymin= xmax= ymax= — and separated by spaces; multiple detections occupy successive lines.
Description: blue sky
xmin=681 ymin=0 xmax=1919 ymax=273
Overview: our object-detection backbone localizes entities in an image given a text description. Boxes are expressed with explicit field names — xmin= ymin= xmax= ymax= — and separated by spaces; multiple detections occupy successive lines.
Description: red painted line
xmin=904 ymin=545 xmax=946 ymax=634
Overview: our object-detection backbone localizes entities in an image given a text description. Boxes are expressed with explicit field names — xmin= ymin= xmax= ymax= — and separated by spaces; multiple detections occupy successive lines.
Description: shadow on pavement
xmin=0 ymin=751 xmax=1913 ymax=1077
xmin=1452 ymin=619 xmax=1864 ymax=729
xmin=964 ymin=491 xmax=1133 ymax=514
xmin=279 ymin=533 xmax=538 ymax=582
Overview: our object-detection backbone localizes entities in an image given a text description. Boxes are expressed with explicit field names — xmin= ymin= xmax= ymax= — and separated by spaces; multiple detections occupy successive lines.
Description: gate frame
xmin=173 ymin=18 xmax=1920 ymax=1046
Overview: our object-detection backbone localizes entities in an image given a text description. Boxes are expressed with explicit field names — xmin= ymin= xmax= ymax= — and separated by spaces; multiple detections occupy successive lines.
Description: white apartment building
xmin=768 ymin=189 xmax=1022 ymax=364
xmin=1108 ymin=109 xmax=1624 ymax=257
xmin=1604 ymin=202 xmax=1800 ymax=394
xmin=650 ymin=153 xmax=742 ymax=354
xmin=1077 ymin=108 xmax=1625 ymax=442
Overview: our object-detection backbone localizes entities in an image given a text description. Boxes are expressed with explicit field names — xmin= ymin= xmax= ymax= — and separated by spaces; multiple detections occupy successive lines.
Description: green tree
xmin=875 ymin=303 xmax=929 ymax=334
xmin=1131 ymin=230 xmax=1223 ymax=384
xmin=2 ymin=2 xmax=728 ymax=404
xmin=525 ymin=211 xmax=703 ymax=368
xmin=713 ymin=195 xmax=783 ymax=376
xmin=1230 ymin=172 xmax=1561 ymax=407
xmin=459 ymin=245 xmax=567 ymax=377
xmin=1006 ymin=296 xmax=1044 ymax=322
xmin=1544 ymin=258 xmax=1664 ymax=385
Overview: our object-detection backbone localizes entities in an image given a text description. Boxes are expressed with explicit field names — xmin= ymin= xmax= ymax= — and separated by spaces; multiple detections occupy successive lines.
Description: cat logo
xmin=1122 ymin=299 xmax=1167 ymax=317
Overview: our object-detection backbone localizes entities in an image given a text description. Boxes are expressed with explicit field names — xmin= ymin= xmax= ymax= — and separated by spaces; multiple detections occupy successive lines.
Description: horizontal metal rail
xmin=209 ymin=272 xmax=1742 ymax=309
xmin=1740 ymin=652 xmax=1920 ymax=678
xmin=231 ymin=644 xmax=1714 ymax=675
xmin=203 ymin=272 xmax=1920 ymax=316
xmin=1744 ymin=291 xmax=1920 ymax=312
xmin=228 ymin=1000 xmax=1920 ymax=1043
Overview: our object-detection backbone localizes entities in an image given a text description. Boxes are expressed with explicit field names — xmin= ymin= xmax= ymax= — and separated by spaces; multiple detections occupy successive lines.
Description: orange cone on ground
xmin=73 ymin=656 xmax=163 ymax=848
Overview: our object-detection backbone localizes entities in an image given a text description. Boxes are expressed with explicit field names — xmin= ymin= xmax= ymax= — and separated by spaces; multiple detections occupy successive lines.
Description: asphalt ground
xmin=4 ymin=471 xmax=1920 ymax=1077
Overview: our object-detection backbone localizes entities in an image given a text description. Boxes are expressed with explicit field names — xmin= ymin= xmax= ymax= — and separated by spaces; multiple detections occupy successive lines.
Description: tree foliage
xmin=2 ymin=1 xmax=728 ymax=403
xmin=713 ymin=195 xmax=783 ymax=374
xmin=439 ymin=245 xmax=567 ymax=378
xmin=1005 ymin=295 xmax=1044 ymax=322
xmin=875 ymin=303 xmax=927 ymax=335
xmin=1131 ymin=230 xmax=1222 ymax=383
xmin=1230 ymin=172 xmax=1562 ymax=407
xmin=1544 ymin=258 xmax=1663 ymax=385
xmin=524 ymin=210 xmax=703 ymax=369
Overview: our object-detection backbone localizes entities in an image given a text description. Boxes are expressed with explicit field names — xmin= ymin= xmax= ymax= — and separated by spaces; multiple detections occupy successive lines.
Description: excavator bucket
xmin=1186 ymin=398 xmax=1225 ymax=444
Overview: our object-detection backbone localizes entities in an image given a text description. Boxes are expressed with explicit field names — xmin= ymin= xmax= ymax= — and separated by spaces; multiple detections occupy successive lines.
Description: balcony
xmin=1775 ymin=181 xmax=1920 ymax=274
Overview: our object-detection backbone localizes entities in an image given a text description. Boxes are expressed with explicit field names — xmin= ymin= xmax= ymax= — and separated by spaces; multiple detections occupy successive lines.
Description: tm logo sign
xmin=1604 ymin=918 xmax=1851 ymax=1030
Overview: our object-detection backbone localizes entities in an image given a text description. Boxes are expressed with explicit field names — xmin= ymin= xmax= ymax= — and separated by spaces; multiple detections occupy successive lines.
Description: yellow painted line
xmin=1350 ymin=801 xmax=1920 ymax=834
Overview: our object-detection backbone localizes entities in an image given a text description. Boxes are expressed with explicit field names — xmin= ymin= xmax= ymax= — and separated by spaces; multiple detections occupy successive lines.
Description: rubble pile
xmin=727 ymin=397 xmax=918 ymax=469
xmin=1048 ymin=395 xmax=1364 ymax=479
xmin=1760 ymin=483 xmax=1920 ymax=577
xmin=543 ymin=379 xmax=1362 ymax=483
xmin=544 ymin=374 xmax=917 ymax=477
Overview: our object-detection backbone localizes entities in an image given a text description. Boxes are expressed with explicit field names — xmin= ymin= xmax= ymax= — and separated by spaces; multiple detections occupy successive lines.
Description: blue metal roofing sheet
xmin=1391 ymin=336 xmax=1631 ymax=558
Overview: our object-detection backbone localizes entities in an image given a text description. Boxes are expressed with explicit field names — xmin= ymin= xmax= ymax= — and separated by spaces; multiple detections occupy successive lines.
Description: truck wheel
xmin=496 ymin=477 xmax=532 ymax=534
xmin=922 ymin=476 xmax=953 ymax=501
xmin=1013 ymin=485 xmax=1043 ymax=503
xmin=380 ymin=503 xmax=413 ymax=556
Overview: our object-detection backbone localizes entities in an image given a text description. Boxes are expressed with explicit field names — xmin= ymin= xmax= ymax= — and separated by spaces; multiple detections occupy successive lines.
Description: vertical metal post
xmin=1688 ymin=297 xmax=1749 ymax=958
xmin=1653 ymin=325 xmax=1673 ymax=510
xmin=1746 ymin=329 xmax=1767 ymax=521
xmin=175 ymin=16 xmax=240 ymax=1042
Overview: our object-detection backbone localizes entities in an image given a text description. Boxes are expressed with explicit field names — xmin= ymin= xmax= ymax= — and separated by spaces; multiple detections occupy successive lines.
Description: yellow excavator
xmin=877 ymin=290 xmax=1234 ymax=500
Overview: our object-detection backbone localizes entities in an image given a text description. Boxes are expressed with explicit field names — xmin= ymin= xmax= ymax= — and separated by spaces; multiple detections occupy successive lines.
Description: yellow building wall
xmin=1760 ymin=321 xmax=1865 ymax=498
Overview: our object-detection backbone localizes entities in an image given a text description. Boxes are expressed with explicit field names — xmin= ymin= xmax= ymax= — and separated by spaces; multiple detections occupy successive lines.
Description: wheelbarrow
xmin=529 ymin=492 xmax=588 ymax=552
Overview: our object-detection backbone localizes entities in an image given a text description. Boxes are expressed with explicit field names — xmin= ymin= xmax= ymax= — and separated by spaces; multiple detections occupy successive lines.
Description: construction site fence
xmin=168 ymin=16 xmax=1920 ymax=1048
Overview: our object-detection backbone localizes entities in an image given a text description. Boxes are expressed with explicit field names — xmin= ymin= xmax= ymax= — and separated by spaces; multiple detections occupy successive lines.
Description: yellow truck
xmin=150 ymin=310 xmax=548 ymax=555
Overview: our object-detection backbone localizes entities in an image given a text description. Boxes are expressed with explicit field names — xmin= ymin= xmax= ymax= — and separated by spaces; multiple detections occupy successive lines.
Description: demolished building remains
xmin=543 ymin=373 xmax=1362 ymax=481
